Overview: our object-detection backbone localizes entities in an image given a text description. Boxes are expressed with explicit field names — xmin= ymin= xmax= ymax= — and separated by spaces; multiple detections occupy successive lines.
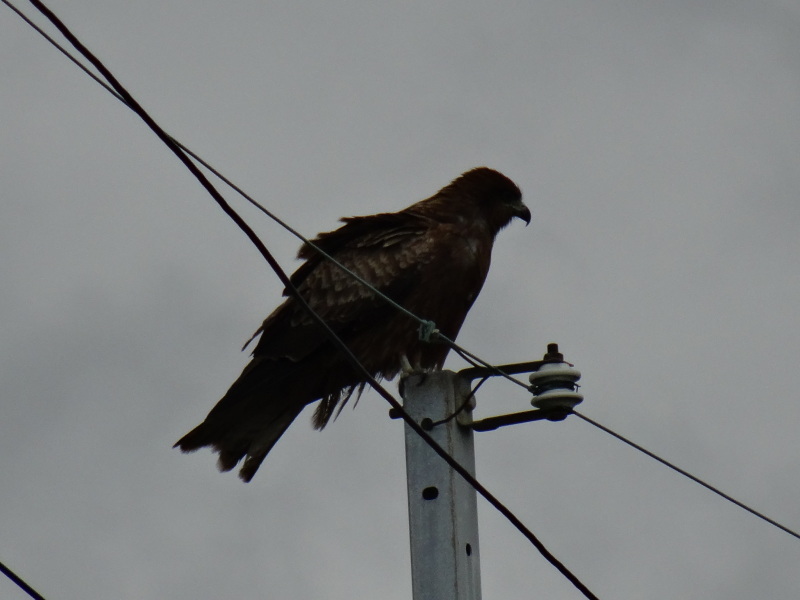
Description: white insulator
xmin=529 ymin=362 xmax=583 ymax=410
xmin=531 ymin=389 xmax=584 ymax=410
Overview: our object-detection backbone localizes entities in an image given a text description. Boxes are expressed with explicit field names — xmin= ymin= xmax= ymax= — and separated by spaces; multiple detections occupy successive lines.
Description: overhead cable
xmin=573 ymin=410 xmax=800 ymax=541
xmin=8 ymin=2 xmax=600 ymax=597
xmin=0 ymin=560 xmax=47 ymax=600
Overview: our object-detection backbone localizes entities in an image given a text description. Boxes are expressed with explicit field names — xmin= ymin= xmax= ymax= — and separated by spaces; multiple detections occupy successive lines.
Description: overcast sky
xmin=2 ymin=1 xmax=800 ymax=598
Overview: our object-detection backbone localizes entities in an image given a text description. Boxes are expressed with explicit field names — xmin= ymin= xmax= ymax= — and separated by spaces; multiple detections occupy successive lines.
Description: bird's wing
xmin=249 ymin=211 xmax=436 ymax=360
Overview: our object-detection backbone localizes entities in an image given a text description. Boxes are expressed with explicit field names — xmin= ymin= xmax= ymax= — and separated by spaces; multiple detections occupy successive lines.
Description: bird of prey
xmin=175 ymin=167 xmax=530 ymax=481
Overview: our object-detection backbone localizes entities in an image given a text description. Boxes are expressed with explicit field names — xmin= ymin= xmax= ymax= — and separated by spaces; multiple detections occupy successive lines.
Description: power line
xmin=0 ymin=560 xmax=47 ymax=600
xmin=1 ymin=0 xmax=537 ymax=396
xmin=9 ymin=1 xmax=600 ymax=597
xmin=453 ymin=354 xmax=800 ymax=541
xmin=7 ymin=2 xmax=798 ymax=595
xmin=2 ymin=0 xmax=429 ymax=335
xmin=9 ymin=0 xmax=800 ymax=560
xmin=572 ymin=410 xmax=800 ymax=541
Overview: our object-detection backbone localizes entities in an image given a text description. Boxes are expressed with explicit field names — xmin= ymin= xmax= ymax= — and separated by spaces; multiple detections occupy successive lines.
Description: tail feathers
xmin=230 ymin=403 xmax=305 ymax=482
xmin=174 ymin=401 xmax=305 ymax=482
xmin=175 ymin=353 xmax=366 ymax=481
xmin=173 ymin=424 xmax=213 ymax=453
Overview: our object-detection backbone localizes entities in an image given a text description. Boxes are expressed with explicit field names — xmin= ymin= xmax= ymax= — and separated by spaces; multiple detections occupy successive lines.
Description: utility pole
xmin=401 ymin=370 xmax=481 ymax=600
xmin=399 ymin=344 xmax=583 ymax=600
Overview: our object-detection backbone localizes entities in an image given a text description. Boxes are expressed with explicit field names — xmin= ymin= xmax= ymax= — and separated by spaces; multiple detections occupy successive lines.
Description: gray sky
xmin=2 ymin=1 xmax=800 ymax=598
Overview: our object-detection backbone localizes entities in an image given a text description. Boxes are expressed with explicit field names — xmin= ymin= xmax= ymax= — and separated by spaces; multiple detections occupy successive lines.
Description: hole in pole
xmin=465 ymin=543 xmax=472 ymax=556
xmin=422 ymin=486 xmax=439 ymax=500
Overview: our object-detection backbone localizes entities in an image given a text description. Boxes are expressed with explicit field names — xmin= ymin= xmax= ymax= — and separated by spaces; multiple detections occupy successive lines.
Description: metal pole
xmin=401 ymin=370 xmax=481 ymax=600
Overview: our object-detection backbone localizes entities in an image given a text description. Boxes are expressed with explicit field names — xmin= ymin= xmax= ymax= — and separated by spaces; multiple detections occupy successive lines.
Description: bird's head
xmin=448 ymin=167 xmax=530 ymax=233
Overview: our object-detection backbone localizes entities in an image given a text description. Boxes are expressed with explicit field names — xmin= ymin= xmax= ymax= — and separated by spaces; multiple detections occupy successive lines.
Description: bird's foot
xmin=399 ymin=354 xmax=415 ymax=376
xmin=399 ymin=354 xmax=433 ymax=376
xmin=398 ymin=354 xmax=435 ymax=397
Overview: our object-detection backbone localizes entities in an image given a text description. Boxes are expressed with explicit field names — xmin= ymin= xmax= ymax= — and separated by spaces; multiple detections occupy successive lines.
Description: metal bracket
xmin=458 ymin=343 xmax=583 ymax=432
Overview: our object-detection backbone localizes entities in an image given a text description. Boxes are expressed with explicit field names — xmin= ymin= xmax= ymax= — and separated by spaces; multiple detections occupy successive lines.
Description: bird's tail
xmin=174 ymin=357 xmax=314 ymax=482
xmin=174 ymin=401 xmax=305 ymax=482
xmin=174 ymin=354 xmax=362 ymax=481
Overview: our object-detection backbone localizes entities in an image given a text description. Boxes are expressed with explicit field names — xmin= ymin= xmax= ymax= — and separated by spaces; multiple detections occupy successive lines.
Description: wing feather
xmin=250 ymin=212 xmax=435 ymax=360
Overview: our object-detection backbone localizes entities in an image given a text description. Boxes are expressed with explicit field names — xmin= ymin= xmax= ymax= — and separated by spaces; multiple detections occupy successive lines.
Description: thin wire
xmin=175 ymin=149 xmax=434 ymax=333
xmin=13 ymin=2 xmax=600 ymax=597
xmin=3 ymin=0 xmax=539 ymax=398
xmin=0 ymin=560 xmax=47 ymax=600
xmin=5 ymin=0 xmax=536 ymax=458
xmin=11 ymin=0 xmax=796 ymax=574
xmin=447 ymin=341 xmax=532 ymax=390
xmin=2 ymin=0 xmax=431 ymax=333
xmin=2 ymin=0 xmax=118 ymax=97
xmin=428 ymin=375 xmax=491 ymax=428
xmin=572 ymin=410 xmax=800 ymax=541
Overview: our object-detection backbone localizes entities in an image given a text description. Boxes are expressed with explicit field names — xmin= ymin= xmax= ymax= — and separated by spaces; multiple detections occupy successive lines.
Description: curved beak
xmin=515 ymin=203 xmax=532 ymax=226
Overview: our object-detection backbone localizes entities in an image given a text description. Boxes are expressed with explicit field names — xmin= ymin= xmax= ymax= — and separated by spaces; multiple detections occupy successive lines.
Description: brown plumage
xmin=175 ymin=167 xmax=530 ymax=481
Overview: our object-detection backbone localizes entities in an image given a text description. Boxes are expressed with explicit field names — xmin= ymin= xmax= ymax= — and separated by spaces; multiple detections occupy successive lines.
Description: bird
xmin=175 ymin=167 xmax=530 ymax=481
